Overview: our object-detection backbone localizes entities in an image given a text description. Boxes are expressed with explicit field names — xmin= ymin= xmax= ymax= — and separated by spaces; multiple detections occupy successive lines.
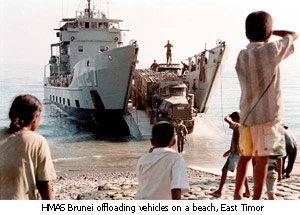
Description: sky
xmin=0 ymin=0 xmax=299 ymax=71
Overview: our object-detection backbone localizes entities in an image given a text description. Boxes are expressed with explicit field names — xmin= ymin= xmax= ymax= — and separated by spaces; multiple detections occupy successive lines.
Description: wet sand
xmin=53 ymin=162 xmax=300 ymax=200
xmin=51 ymin=113 xmax=300 ymax=200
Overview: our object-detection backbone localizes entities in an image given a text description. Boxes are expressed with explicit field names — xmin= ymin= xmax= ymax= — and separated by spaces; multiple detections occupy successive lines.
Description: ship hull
xmin=44 ymin=44 xmax=138 ymax=136
xmin=185 ymin=43 xmax=228 ymax=113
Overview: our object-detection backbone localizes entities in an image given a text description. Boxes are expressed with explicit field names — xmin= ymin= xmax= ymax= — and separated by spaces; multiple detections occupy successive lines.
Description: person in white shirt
xmin=135 ymin=121 xmax=189 ymax=200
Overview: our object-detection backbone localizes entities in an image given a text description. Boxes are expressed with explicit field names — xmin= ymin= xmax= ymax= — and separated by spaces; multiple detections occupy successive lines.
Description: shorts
xmin=266 ymin=170 xmax=278 ymax=193
xmin=239 ymin=121 xmax=286 ymax=157
xmin=223 ymin=153 xmax=240 ymax=172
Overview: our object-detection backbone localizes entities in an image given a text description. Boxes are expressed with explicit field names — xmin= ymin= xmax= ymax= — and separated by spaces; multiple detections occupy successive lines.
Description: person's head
xmin=230 ymin=111 xmax=240 ymax=123
xmin=245 ymin=11 xmax=273 ymax=42
xmin=151 ymin=121 xmax=176 ymax=148
xmin=9 ymin=94 xmax=42 ymax=133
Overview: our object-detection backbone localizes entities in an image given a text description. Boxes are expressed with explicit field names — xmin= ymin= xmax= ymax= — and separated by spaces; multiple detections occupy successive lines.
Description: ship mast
xmin=86 ymin=0 xmax=91 ymax=18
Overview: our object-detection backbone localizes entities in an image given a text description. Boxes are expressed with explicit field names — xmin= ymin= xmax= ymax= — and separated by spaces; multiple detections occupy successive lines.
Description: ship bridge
xmin=48 ymin=0 xmax=126 ymax=77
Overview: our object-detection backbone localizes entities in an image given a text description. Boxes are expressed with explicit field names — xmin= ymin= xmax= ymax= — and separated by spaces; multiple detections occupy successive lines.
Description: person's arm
xmin=224 ymin=114 xmax=232 ymax=124
xmin=277 ymin=157 xmax=283 ymax=182
xmin=184 ymin=126 xmax=188 ymax=135
xmin=171 ymin=189 xmax=182 ymax=200
xmin=225 ymin=114 xmax=240 ymax=131
xmin=224 ymin=114 xmax=236 ymax=128
xmin=149 ymin=147 xmax=155 ymax=152
xmin=37 ymin=180 xmax=54 ymax=200
xmin=223 ymin=150 xmax=230 ymax=157
xmin=273 ymin=30 xmax=298 ymax=41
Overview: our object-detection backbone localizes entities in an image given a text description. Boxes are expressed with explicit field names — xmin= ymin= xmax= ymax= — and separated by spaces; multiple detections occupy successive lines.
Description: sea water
xmin=0 ymin=62 xmax=299 ymax=175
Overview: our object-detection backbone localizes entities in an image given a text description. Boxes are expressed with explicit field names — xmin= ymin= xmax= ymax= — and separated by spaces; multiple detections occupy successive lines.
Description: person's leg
xmin=268 ymin=192 xmax=276 ymax=200
xmin=243 ymin=176 xmax=251 ymax=198
xmin=213 ymin=168 xmax=228 ymax=197
xmin=282 ymin=156 xmax=287 ymax=176
xmin=266 ymin=170 xmax=277 ymax=200
xmin=252 ymin=156 xmax=268 ymax=200
xmin=210 ymin=157 xmax=231 ymax=197
xmin=285 ymin=147 xmax=297 ymax=177
xmin=234 ymin=156 xmax=252 ymax=199
xmin=181 ymin=141 xmax=184 ymax=152
xmin=179 ymin=138 xmax=183 ymax=153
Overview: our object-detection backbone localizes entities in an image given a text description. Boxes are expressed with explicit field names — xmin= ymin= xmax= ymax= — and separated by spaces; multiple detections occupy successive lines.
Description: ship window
xmin=75 ymin=100 xmax=80 ymax=108
xmin=99 ymin=22 xmax=108 ymax=28
xmin=67 ymin=99 xmax=70 ymax=106
xmin=78 ymin=45 xmax=83 ymax=52
xmin=160 ymin=88 xmax=169 ymax=96
xmin=91 ymin=22 xmax=97 ymax=29
xmin=59 ymin=97 xmax=61 ymax=103
xmin=170 ymin=88 xmax=185 ymax=96
xmin=63 ymin=98 xmax=65 ymax=105
xmin=85 ymin=22 xmax=90 ymax=28
xmin=56 ymin=96 xmax=58 ymax=102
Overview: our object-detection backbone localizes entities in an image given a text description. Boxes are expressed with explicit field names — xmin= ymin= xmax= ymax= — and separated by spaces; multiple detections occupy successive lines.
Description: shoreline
xmin=53 ymin=163 xmax=300 ymax=200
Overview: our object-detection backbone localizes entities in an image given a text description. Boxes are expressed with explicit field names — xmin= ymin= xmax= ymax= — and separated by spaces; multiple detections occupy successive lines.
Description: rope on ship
xmin=220 ymin=70 xmax=227 ymax=134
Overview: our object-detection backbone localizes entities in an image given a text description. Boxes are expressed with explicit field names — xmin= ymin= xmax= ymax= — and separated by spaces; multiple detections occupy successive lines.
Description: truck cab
xmin=157 ymin=63 xmax=183 ymax=76
xmin=152 ymin=80 xmax=194 ymax=133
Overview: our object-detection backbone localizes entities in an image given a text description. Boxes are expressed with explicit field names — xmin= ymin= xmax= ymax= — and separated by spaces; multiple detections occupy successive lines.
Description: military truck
xmin=131 ymin=64 xmax=195 ymax=133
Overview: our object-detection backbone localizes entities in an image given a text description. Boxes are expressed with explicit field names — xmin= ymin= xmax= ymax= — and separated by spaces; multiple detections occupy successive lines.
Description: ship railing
xmin=43 ymin=63 xmax=50 ymax=86
xmin=47 ymin=74 xmax=73 ymax=88
xmin=75 ymin=9 xmax=101 ymax=19
xmin=44 ymin=62 xmax=73 ymax=87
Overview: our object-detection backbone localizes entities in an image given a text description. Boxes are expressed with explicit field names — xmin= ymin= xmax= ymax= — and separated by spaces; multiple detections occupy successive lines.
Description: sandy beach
xmin=53 ymin=162 xmax=300 ymax=200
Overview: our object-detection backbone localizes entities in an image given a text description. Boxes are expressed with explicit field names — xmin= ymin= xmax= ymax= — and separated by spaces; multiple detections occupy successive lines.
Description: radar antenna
xmin=87 ymin=0 xmax=91 ymax=18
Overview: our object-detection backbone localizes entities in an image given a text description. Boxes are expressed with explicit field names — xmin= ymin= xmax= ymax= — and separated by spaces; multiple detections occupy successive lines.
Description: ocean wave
xmin=53 ymin=155 xmax=102 ymax=163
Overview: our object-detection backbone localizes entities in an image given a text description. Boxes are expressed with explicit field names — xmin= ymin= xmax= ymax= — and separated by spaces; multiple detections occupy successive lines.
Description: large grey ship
xmin=43 ymin=0 xmax=139 ymax=136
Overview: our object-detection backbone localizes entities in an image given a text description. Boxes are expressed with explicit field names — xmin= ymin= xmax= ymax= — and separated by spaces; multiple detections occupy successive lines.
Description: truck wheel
xmin=131 ymin=91 xmax=136 ymax=106
xmin=136 ymin=95 xmax=141 ymax=110
xmin=150 ymin=111 xmax=155 ymax=124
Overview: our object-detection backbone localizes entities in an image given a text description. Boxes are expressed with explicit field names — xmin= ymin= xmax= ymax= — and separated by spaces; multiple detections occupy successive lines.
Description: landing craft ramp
xmin=127 ymin=104 xmax=222 ymax=140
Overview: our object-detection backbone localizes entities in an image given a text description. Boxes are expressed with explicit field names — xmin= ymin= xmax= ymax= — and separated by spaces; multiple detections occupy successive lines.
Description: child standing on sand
xmin=135 ymin=121 xmax=189 ymax=200
xmin=234 ymin=11 xmax=298 ymax=200
xmin=210 ymin=112 xmax=251 ymax=198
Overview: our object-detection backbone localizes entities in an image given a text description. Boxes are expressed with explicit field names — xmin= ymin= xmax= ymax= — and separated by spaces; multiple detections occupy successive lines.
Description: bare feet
xmin=243 ymin=192 xmax=251 ymax=198
xmin=208 ymin=191 xmax=221 ymax=198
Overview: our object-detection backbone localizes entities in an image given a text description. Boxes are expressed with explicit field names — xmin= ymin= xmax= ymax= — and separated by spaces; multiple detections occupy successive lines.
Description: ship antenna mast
xmin=87 ymin=0 xmax=91 ymax=18
xmin=104 ymin=1 xmax=111 ymax=18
